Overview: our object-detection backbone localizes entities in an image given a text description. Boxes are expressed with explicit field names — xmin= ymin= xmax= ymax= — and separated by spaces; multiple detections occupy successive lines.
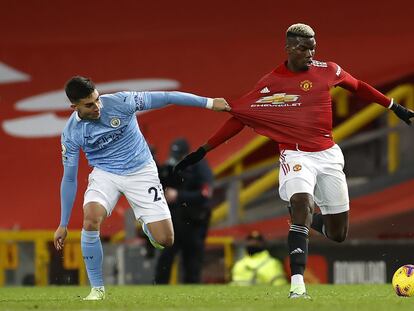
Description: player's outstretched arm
xmin=174 ymin=145 xmax=210 ymax=174
xmin=141 ymin=92 xmax=231 ymax=112
xmin=338 ymin=74 xmax=414 ymax=125
xmin=174 ymin=117 xmax=245 ymax=173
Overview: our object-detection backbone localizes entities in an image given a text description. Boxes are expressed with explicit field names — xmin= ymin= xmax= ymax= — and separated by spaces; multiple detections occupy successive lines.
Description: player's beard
xmin=79 ymin=111 xmax=100 ymax=120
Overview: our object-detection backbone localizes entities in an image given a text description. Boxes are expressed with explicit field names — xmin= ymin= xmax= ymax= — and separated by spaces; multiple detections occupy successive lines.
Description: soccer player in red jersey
xmin=175 ymin=23 xmax=414 ymax=298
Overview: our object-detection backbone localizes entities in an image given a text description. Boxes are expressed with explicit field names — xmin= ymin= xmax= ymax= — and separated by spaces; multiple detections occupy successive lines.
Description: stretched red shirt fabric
xmin=207 ymin=117 xmax=245 ymax=149
xmin=216 ymin=61 xmax=392 ymax=152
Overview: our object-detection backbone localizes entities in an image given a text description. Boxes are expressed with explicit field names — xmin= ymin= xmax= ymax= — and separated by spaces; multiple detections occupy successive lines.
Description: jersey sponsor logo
xmin=311 ymin=60 xmax=327 ymax=67
xmin=252 ymin=93 xmax=301 ymax=108
xmin=300 ymin=80 xmax=312 ymax=91
xmin=293 ymin=164 xmax=302 ymax=172
xmin=110 ymin=117 xmax=121 ymax=128
xmin=92 ymin=127 xmax=127 ymax=149
xmin=260 ymin=86 xmax=270 ymax=94
xmin=336 ymin=65 xmax=342 ymax=76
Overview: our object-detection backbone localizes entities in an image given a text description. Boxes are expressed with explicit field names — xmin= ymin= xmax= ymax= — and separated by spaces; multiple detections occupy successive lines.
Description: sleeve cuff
xmin=206 ymin=98 xmax=214 ymax=109
xmin=388 ymin=98 xmax=394 ymax=109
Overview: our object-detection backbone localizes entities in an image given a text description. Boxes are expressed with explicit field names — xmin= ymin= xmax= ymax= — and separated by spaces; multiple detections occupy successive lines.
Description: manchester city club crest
xmin=110 ymin=117 xmax=121 ymax=128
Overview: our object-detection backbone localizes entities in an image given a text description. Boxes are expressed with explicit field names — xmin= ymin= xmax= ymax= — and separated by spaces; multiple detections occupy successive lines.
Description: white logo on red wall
xmin=0 ymin=63 xmax=180 ymax=138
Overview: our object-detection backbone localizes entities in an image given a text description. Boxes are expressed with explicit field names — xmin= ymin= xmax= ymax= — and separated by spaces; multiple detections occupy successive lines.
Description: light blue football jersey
xmin=61 ymin=91 xmax=208 ymax=175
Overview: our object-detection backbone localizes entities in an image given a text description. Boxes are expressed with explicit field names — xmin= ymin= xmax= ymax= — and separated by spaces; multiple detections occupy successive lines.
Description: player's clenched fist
xmin=212 ymin=98 xmax=231 ymax=111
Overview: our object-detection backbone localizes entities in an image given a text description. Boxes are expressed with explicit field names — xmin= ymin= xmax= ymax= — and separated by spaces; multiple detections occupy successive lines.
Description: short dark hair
xmin=65 ymin=76 xmax=96 ymax=103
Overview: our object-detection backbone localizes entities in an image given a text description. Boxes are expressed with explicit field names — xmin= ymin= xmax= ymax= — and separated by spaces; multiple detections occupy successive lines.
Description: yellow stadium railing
xmin=0 ymin=230 xmax=234 ymax=286
xmin=0 ymin=230 xmax=86 ymax=286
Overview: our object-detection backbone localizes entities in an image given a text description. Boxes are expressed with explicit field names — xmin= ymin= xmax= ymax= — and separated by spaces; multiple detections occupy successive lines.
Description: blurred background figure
xmin=231 ymin=231 xmax=287 ymax=286
xmin=155 ymin=138 xmax=214 ymax=284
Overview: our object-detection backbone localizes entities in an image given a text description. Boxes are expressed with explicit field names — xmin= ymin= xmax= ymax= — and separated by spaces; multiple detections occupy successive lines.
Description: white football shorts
xmin=279 ymin=144 xmax=349 ymax=215
xmin=84 ymin=160 xmax=171 ymax=224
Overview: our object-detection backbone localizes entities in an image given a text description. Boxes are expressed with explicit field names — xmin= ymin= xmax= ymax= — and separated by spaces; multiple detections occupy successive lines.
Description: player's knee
xmin=83 ymin=216 xmax=102 ymax=231
xmin=329 ymin=230 xmax=347 ymax=243
xmin=290 ymin=195 xmax=313 ymax=225
xmin=83 ymin=203 xmax=106 ymax=231
xmin=290 ymin=195 xmax=313 ymax=212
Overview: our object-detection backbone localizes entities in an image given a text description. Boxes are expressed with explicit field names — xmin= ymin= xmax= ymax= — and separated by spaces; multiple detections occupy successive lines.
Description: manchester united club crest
xmin=110 ymin=117 xmax=121 ymax=128
xmin=300 ymin=80 xmax=312 ymax=91
xmin=293 ymin=164 xmax=302 ymax=172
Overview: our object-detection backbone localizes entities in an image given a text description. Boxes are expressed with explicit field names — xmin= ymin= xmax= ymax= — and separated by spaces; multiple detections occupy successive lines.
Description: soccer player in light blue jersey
xmin=53 ymin=76 xmax=230 ymax=300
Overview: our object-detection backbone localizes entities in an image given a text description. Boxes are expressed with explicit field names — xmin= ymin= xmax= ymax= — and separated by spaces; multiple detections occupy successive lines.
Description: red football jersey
xmin=229 ymin=61 xmax=352 ymax=151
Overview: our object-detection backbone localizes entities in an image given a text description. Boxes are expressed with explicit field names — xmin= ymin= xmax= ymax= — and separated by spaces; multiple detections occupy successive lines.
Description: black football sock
xmin=288 ymin=224 xmax=309 ymax=276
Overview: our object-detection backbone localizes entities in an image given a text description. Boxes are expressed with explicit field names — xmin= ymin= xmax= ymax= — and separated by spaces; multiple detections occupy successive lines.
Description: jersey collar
xmin=75 ymin=112 xmax=82 ymax=122
xmin=274 ymin=61 xmax=310 ymax=76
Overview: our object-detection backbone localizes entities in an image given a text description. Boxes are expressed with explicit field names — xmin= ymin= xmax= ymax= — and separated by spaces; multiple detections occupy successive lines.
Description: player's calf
xmin=311 ymin=212 xmax=348 ymax=242
xmin=326 ymin=226 xmax=347 ymax=242
xmin=141 ymin=220 xmax=174 ymax=249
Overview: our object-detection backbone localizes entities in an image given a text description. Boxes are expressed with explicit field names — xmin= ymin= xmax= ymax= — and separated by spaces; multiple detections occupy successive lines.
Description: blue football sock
xmin=81 ymin=229 xmax=104 ymax=287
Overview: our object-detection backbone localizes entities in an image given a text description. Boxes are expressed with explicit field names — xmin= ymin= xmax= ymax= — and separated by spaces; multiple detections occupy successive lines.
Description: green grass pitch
xmin=0 ymin=284 xmax=413 ymax=311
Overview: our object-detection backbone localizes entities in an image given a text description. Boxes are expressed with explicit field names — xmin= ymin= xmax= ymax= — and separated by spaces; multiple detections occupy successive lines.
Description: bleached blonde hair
xmin=286 ymin=23 xmax=315 ymax=38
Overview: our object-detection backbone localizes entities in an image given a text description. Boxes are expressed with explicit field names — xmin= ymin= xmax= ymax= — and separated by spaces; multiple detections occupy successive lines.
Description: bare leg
xmin=323 ymin=212 xmax=348 ymax=242
xmin=311 ymin=208 xmax=348 ymax=242
xmin=83 ymin=202 xmax=107 ymax=231
xmin=146 ymin=218 xmax=174 ymax=247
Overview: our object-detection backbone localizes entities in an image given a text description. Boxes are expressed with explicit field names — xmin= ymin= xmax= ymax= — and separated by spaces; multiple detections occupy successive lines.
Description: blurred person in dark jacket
xmin=155 ymin=138 xmax=214 ymax=284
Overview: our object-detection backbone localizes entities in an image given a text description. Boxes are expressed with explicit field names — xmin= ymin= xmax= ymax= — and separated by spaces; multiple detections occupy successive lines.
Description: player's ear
xmin=285 ymin=37 xmax=296 ymax=54
xmin=285 ymin=44 xmax=292 ymax=54
xmin=70 ymin=103 xmax=78 ymax=111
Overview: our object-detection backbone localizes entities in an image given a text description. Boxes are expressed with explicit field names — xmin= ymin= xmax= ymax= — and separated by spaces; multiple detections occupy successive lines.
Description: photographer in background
xmin=155 ymin=138 xmax=213 ymax=284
